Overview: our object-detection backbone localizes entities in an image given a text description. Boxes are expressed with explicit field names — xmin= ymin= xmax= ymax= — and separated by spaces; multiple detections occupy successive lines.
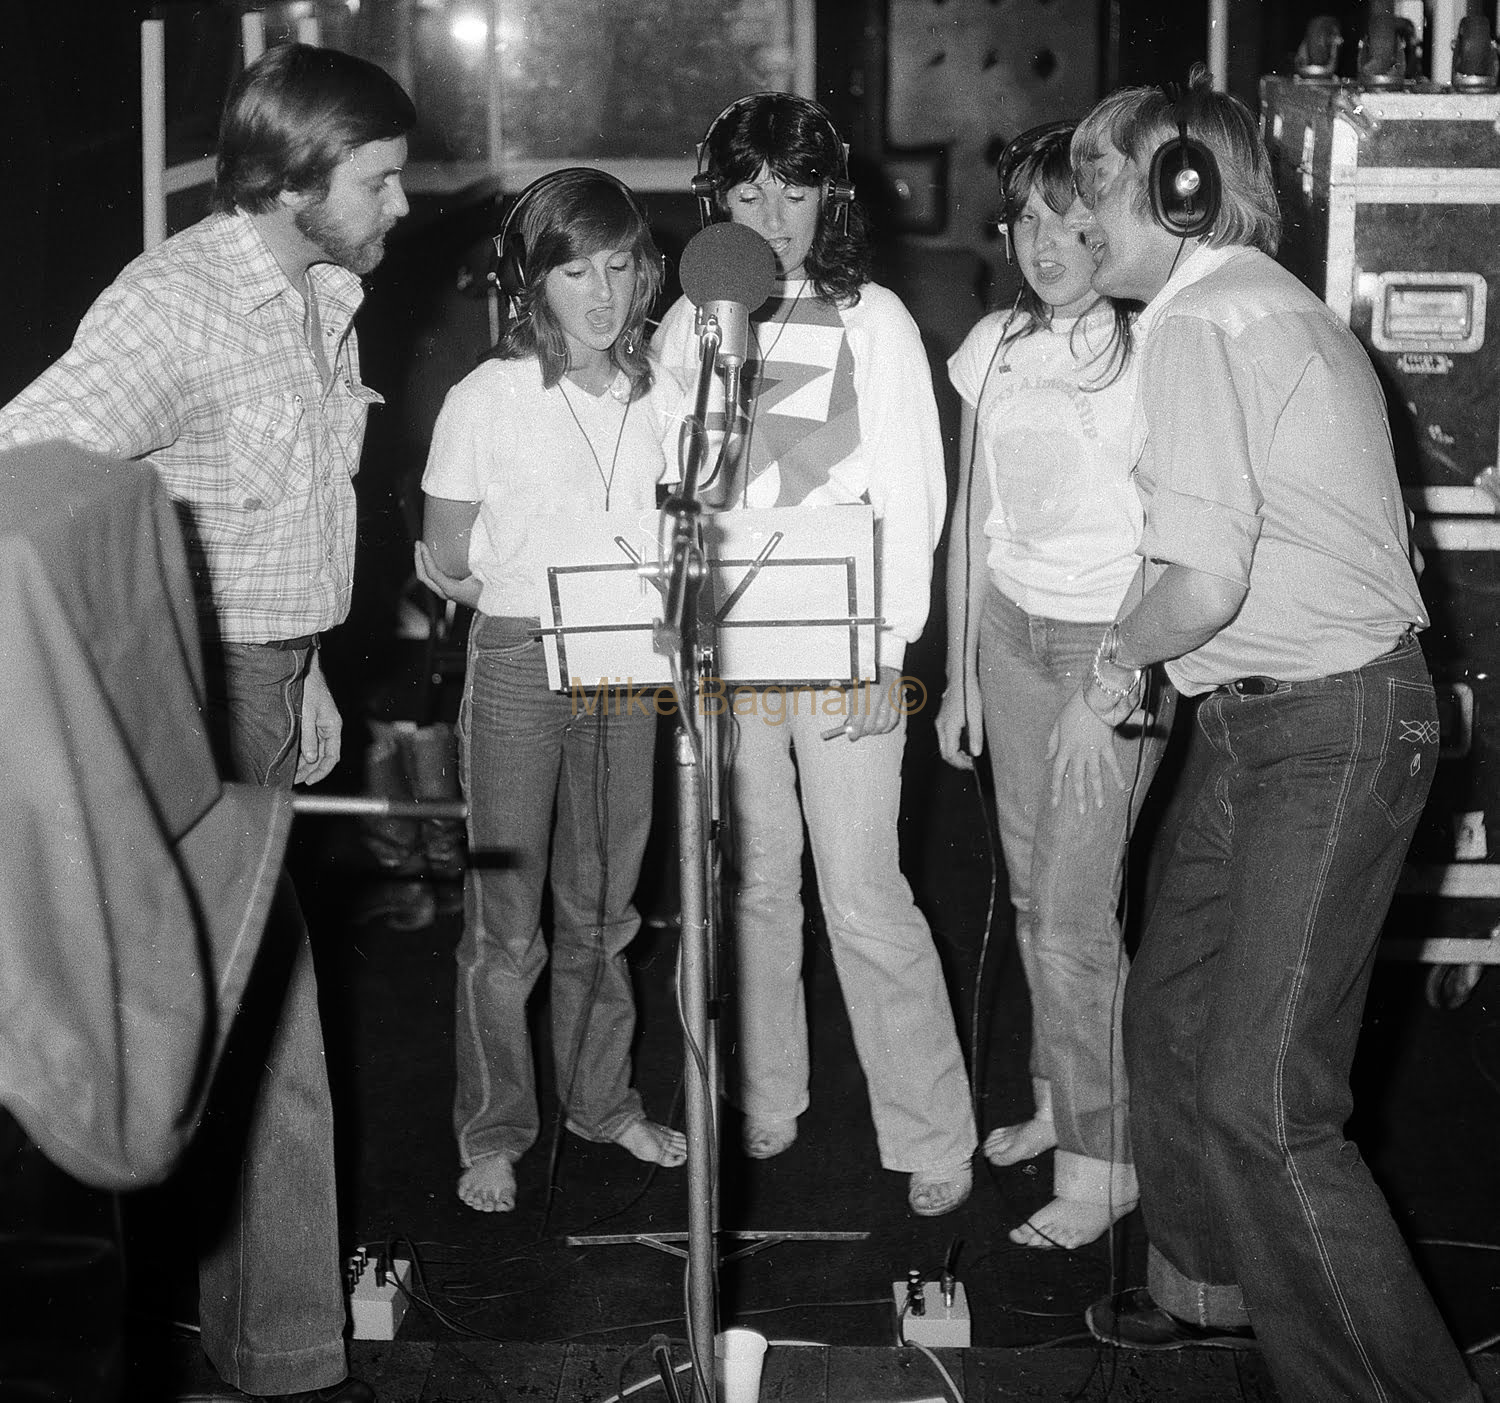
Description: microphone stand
xmin=570 ymin=306 xmax=868 ymax=1396
xmin=654 ymin=323 xmax=728 ymax=1403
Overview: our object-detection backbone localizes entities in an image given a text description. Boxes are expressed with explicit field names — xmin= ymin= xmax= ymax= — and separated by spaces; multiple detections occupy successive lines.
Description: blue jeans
xmin=196 ymin=641 xmax=347 ymax=1394
xmin=1128 ymin=637 xmax=1479 ymax=1402
xmin=727 ymin=697 xmax=977 ymax=1173
xmin=978 ymin=587 xmax=1174 ymax=1204
xmin=453 ymin=616 xmax=656 ymax=1166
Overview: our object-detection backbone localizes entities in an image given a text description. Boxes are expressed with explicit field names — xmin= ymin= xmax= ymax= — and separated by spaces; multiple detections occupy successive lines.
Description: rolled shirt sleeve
xmin=1135 ymin=316 xmax=1262 ymax=588
xmin=1127 ymin=246 xmax=1426 ymax=694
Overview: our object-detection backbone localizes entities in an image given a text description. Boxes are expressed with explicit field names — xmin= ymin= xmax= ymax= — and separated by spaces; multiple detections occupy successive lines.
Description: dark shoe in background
xmin=1086 ymin=1287 xmax=1257 ymax=1351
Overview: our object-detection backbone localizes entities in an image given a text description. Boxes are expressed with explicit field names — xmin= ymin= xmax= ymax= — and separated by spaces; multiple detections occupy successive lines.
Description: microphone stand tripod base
xmin=562 ymin=1229 xmax=873 ymax=1261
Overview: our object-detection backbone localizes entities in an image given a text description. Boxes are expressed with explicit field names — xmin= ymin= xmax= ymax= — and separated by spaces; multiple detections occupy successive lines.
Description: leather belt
xmin=257 ymin=633 xmax=318 ymax=651
xmin=1215 ymin=627 xmax=1417 ymax=699
xmin=1219 ymin=675 xmax=1282 ymax=696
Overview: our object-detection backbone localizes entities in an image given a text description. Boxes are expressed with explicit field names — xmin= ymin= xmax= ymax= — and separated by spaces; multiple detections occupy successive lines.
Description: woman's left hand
xmin=1047 ymin=688 xmax=1128 ymax=813
xmin=415 ymin=540 xmax=482 ymax=609
xmin=846 ymin=665 xmax=908 ymax=742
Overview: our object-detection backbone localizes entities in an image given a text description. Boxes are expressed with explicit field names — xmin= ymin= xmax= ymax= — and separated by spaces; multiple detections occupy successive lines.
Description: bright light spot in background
xmin=345 ymin=0 xmax=360 ymax=12
xmin=451 ymin=12 xmax=490 ymax=48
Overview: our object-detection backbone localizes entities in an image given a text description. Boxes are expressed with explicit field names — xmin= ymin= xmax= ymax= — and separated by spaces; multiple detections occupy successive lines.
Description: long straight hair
xmin=1000 ymin=124 xmax=1132 ymax=389
xmin=493 ymin=170 xmax=663 ymax=400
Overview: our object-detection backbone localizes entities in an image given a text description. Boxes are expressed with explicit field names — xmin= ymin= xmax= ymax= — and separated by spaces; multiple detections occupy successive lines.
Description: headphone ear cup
xmin=1149 ymin=133 xmax=1221 ymax=238
xmin=826 ymin=178 xmax=856 ymax=207
xmin=495 ymin=229 xmax=527 ymax=302
xmin=690 ymin=170 xmax=719 ymax=228
xmin=825 ymin=177 xmax=855 ymax=235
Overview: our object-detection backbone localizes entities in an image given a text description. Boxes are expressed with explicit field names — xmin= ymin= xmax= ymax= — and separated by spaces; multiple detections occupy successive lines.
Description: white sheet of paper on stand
xmin=531 ymin=504 xmax=877 ymax=695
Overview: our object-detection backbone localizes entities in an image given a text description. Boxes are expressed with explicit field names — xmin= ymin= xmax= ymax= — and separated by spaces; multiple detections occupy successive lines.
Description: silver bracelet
xmin=1090 ymin=624 xmax=1143 ymax=703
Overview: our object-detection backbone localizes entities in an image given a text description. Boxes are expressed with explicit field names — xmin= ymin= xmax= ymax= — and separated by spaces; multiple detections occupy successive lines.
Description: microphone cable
xmin=952 ymin=292 xmax=1022 ymax=1128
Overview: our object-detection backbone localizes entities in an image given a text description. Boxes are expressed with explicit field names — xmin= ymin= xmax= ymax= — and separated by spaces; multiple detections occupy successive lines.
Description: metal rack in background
xmin=1263 ymin=26 xmax=1500 ymax=1000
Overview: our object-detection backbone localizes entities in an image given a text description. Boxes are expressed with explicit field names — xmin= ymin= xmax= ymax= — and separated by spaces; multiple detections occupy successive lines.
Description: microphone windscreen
xmin=679 ymin=223 xmax=777 ymax=311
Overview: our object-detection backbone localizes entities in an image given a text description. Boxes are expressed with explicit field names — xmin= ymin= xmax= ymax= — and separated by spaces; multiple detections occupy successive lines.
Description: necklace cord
xmin=558 ymin=376 xmax=632 ymax=510
xmin=734 ymin=281 xmax=808 ymax=507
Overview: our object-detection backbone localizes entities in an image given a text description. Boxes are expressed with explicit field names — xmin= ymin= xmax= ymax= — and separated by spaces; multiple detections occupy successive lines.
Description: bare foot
xmin=458 ymin=1155 xmax=516 ymax=1212
xmin=983 ymin=1116 xmax=1057 ymax=1167
xmin=1008 ymin=1194 xmax=1136 ymax=1250
xmin=742 ymin=1117 xmax=797 ymax=1160
xmin=614 ymin=1119 xmax=687 ymax=1167
xmin=908 ymin=1161 xmax=974 ymax=1217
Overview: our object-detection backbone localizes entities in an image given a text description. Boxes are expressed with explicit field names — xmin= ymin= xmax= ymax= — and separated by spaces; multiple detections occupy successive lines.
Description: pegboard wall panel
xmin=888 ymin=0 xmax=1101 ymax=257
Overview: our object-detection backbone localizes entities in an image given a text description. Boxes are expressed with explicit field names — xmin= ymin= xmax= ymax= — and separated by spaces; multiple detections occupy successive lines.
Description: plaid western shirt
xmin=0 ymin=212 xmax=379 ymax=642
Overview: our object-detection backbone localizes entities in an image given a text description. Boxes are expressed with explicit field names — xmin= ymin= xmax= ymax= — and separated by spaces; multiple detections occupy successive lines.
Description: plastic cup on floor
xmin=714 ymin=1326 xmax=768 ymax=1403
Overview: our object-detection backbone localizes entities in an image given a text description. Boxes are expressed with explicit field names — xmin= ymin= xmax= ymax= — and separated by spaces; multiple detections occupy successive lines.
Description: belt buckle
xmin=1229 ymin=676 xmax=1278 ymax=696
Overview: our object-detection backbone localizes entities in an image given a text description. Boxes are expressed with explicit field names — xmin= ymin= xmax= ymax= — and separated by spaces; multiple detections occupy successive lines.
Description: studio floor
xmin=101 ymin=634 xmax=1500 ymax=1403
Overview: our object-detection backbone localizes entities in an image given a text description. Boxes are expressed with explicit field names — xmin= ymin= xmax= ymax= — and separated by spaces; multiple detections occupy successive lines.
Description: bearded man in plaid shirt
xmin=0 ymin=43 xmax=413 ymax=1403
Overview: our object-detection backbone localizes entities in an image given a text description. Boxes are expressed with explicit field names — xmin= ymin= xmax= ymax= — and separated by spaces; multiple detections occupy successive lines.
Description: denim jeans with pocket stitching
xmin=1127 ymin=637 xmax=1479 ymax=1402
xmin=453 ymin=614 xmax=656 ymax=1166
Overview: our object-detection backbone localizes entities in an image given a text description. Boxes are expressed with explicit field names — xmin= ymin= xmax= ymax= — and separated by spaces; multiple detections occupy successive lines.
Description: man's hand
xmin=1046 ymin=688 xmax=1127 ymax=813
xmin=845 ymin=665 xmax=910 ymax=742
xmin=415 ymin=540 xmax=482 ymax=609
xmin=296 ymin=653 xmax=342 ymax=785
xmin=935 ymin=670 xmax=983 ymax=770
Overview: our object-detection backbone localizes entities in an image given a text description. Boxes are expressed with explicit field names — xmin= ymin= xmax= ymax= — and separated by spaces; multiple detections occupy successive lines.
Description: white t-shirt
xmin=421 ymin=355 xmax=683 ymax=618
xmin=948 ymin=306 xmax=1141 ymax=622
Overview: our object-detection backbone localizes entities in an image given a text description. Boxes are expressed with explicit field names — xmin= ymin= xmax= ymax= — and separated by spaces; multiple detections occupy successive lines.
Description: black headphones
xmin=1147 ymin=85 xmax=1221 ymax=239
xmin=993 ymin=119 xmax=1075 ymax=260
xmin=492 ymin=166 xmax=652 ymax=310
xmin=689 ymin=92 xmax=855 ymax=232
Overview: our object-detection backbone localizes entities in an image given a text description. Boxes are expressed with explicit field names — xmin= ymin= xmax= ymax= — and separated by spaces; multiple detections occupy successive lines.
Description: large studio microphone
xmin=678 ymin=222 xmax=777 ymax=369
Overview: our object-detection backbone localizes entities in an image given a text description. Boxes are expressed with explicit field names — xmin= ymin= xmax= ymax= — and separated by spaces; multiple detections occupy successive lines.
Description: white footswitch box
xmin=892 ymin=1279 xmax=971 ymax=1347
xmin=351 ymin=1255 xmax=411 ymax=1340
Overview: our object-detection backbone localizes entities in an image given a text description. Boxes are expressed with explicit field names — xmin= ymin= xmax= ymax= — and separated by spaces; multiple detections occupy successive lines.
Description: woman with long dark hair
xmin=656 ymin=94 xmax=978 ymax=1217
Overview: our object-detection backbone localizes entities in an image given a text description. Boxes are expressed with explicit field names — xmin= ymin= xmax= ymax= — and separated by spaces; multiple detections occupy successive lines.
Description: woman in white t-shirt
xmin=936 ymin=123 xmax=1175 ymax=1249
xmin=415 ymin=169 xmax=686 ymax=1214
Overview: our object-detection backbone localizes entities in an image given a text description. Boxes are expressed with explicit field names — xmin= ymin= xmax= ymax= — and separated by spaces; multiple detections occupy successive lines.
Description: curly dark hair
xmin=701 ymin=92 xmax=871 ymax=306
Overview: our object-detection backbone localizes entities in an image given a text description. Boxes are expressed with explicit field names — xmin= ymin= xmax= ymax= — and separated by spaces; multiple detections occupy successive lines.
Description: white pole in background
xmin=1208 ymin=0 xmax=1230 ymax=90
xmin=241 ymin=9 xmax=267 ymax=66
xmin=1430 ymin=0 xmax=1462 ymax=85
xmin=486 ymin=0 xmax=503 ymax=176
xmin=793 ymin=0 xmax=816 ymax=98
xmin=141 ymin=20 xmax=167 ymax=251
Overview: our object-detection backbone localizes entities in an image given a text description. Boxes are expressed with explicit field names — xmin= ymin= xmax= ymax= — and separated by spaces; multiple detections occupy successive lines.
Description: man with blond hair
xmin=1048 ymin=67 xmax=1479 ymax=1402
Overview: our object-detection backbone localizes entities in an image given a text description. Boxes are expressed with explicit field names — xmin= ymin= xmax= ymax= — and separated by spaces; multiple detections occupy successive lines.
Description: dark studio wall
xmin=0 ymin=0 xmax=158 ymax=401
xmin=0 ymin=0 xmax=1393 ymax=405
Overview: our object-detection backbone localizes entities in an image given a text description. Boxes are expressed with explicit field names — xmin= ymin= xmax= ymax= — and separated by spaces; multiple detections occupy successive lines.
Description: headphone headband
xmin=492 ymin=166 xmax=650 ymax=304
xmin=690 ymin=92 xmax=854 ymax=231
xmin=994 ymin=119 xmax=1075 ymax=199
xmin=991 ymin=119 xmax=1076 ymax=264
